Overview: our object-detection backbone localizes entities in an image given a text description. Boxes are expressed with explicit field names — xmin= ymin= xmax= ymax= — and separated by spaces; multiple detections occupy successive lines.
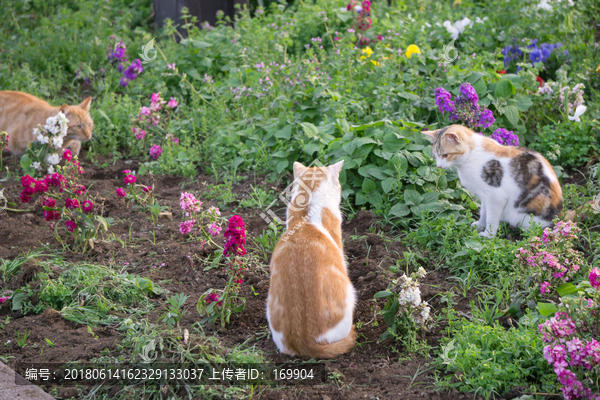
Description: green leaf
xmin=495 ymin=79 xmax=516 ymax=98
xmin=421 ymin=192 xmax=440 ymax=204
xmin=300 ymin=122 xmax=319 ymax=139
xmin=275 ymin=125 xmax=292 ymax=139
xmin=304 ymin=141 xmax=321 ymax=155
xmin=537 ymin=302 xmax=557 ymax=317
xmin=504 ymin=105 xmax=520 ymax=128
xmin=513 ymin=95 xmax=533 ymax=112
xmin=12 ymin=292 xmax=26 ymax=311
xmin=355 ymin=192 xmax=368 ymax=205
xmin=404 ymin=189 xmax=422 ymax=206
xmin=383 ymin=132 xmax=408 ymax=153
xmin=374 ymin=291 xmax=394 ymax=299
xmin=381 ymin=177 xmax=397 ymax=194
xmin=276 ymin=160 xmax=289 ymax=174
xmin=20 ymin=155 xmax=32 ymax=170
xmin=556 ymin=283 xmax=581 ymax=297
xmin=389 ymin=203 xmax=410 ymax=217
xmin=186 ymin=69 xmax=203 ymax=81
xmin=362 ymin=178 xmax=377 ymax=194
xmin=192 ymin=40 xmax=213 ymax=49
xmin=464 ymin=239 xmax=484 ymax=252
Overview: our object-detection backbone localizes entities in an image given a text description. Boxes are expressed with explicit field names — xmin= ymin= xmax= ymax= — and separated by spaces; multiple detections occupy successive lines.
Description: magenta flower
xmin=139 ymin=107 xmax=151 ymax=116
xmin=65 ymin=220 xmax=77 ymax=233
xmin=149 ymin=145 xmax=162 ymax=160
xmin=82 ymin=200 xmax=93 ymax=212
xmin=223 ymin=215 xmax=247 ymax=257
xmin=208 ymin=223 xmax=222 ymax=236
xmin=540 ymin=281 xmax=551 ymax=295
xmin=434 ymin=88 xmax=455 ymax=114
xmin=116 ymin=188 xmax=127 ymax=198
xmin=63 ymin=149 xmax=73 ymax=161
xmin=136 ymin=129 xmax=146 ymax=140
xmin=589 ymin=267 xmax=600 ymax=289
xmin=124 ymin=174 xmax=136 ymax=185
xmin=142 ymin=186 xmax=152 ymax=193
xmin=491 ymin=128 xmax=519 ymax=146
xmin=74 ymin=185 xmax=86 ymax=195
xmin=168 ymin=97 xmax=178 ymax=108
xmin=65 ymin=198 xmax=79 ymax=210
xmin=179 ymin=220 xmax=194 ymax=235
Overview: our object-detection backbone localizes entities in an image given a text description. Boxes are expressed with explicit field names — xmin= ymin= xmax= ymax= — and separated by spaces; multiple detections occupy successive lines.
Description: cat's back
xmin=0 ymin=91 xmax=55 ymax=153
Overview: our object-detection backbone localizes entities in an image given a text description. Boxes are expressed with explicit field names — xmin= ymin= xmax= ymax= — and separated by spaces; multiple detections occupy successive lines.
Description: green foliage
xmin=159 ymin=293 xmax=189 ymax=327
xmin=530 ymin=120 xmax=600 ymax=169
xmin=436 ymin=315 xmax=557 ymax=399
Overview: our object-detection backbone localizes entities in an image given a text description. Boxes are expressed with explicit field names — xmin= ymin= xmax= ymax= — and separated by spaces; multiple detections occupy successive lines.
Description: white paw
xmin=471 ymin=221 xmax=485 ymax=232
xmin=479 ymin=231 xmax=493 ymax=239
xmin=470 ymin=221 xmax=478 ymax=228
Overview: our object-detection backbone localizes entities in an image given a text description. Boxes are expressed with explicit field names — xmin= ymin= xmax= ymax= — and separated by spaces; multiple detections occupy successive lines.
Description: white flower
xmin=537 ymin=0 xmax=552 ymax=10
xmin=417 ymin=267 xmax=427 ymax=278
xmin=354 ymin=5 xmax=362 ymax=12
xmin=443 ymin=17 xmax=472 ymax=40
xmin=46 ymin=153 xmax=60 ymax=165
xmin=568 ymin=105 xmax=587 ymax=122
xmin=56 ymin=111 xmax=69 ymax=126
xmin=37 ymin=135 xmax=49 ymax=144
xmin=52 ymin=136 xmax=63 ymax=149
xmin=538 ymin=83 xmax=554 ymax=95
xmin=475 ymin=16 xmax=488 ymax=24
xmin=32 ymin=162 xmax=41 ymax=170
xmin=47 ymin=166 xmax=54 ymax=175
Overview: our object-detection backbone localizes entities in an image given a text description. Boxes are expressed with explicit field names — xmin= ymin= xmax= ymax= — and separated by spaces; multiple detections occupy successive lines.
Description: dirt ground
xmin=0 ymin=152 xmax=476 ymax=400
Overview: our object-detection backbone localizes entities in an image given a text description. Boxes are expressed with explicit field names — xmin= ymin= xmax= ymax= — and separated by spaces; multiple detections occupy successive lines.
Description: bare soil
xmin=0 ymin=152 xmax=475 ymax=400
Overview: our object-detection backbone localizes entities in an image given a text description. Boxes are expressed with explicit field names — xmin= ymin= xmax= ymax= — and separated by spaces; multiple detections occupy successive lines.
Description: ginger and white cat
xmin=0 ymin=91 xmax=93 ymax=156
xmin=422 ymin=125 xmax=563 ymax=237
xmin=267 ymin=160 xmax=356 ymax=359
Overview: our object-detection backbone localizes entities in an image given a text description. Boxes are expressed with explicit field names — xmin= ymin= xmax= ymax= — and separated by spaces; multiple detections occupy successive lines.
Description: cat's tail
xmin=300 ymin=326 xmax=357 ymax=359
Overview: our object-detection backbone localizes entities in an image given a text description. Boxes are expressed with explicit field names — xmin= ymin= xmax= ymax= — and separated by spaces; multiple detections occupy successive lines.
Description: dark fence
xmin=153 ymin=0 xmax=248 ymax=33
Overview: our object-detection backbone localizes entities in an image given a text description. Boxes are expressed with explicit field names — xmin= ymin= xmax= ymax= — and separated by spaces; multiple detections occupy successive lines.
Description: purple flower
xmin=540 ymin=281 xmax=551 ymax=295
xmin=123 ymin=59 xmax=143 ymax=80
xmin=530 ymin=48 xmax=543 ymax=64
xmin=434 ymin=88 xmax=455 ymax=114
xmin=117 ymin=63 xmax=124 ymax=72
xmin=120 ymin=77 xmax=129 ymax=87
xmin=490 ymin=128 xmax=519 ymax=146
xmin=149 ymin=145 xmax=162 ymax=160
xmin=478 ymin=109 xmax=495 ymax=129
xmin=458 ymin=83 xmax=479 ymax=105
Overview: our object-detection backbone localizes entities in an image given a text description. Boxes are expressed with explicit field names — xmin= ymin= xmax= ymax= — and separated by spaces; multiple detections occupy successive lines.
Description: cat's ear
xmin=444 ymin=132 xmax=460 ymax=144
xmin=293 ymin=162 xmax=306 ymax=178
xmin=59 ymin=104 xmax=71 ymax=115
xmin=79 ymin=96 xmax=92 ymax=113
xmin=421 ymin=130 xmax=436 ymax=143
xmin=328 ymin=160 xmax=344 ymax=180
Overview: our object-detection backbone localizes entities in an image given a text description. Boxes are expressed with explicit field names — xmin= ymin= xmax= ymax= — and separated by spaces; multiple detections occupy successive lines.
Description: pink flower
xmin=167 ymin=63 xmax=176 ymax=70
xmin=205 ymin=292 xmax=220 ymax=304
xmin=180 ymin=192 xmax=202 ymax=212
xmin=65 ymin=198 xmax=79 ymax=209
xmin=0 ymin=297 xmax=8 ymax=305
xmin=139 ymin=106 xmax=151 ymax=116
xmin=82 ymin=200 xmax=93 ymax=212
xmin=65 ymin=220 xmax=77 ymax=233
xmin=124 ymin=174 xmax=136 ymax=185
xmin=208 ymin=223 xmax=222 ymax=236
xmin=540 ymin=281 xmax=551 ymax=295
xmin=589 ymin=267 xmax=600 ymax=289
xmin=149 ymin=144 xmax=162 ymax=159
xmin=116 ymin=188 xmax=127 ymax=198
xmin=142 ymin=186 xmax=152 ymax=193
xmin=168 ymin=97 xmax=178 ymax=108
xmin=123 ymin=170 xmax=132 ymax=174
xmin=136 ymin=129 xmax=146 ymax=140
xmin=179 ymin=220 xmax=194 ymax=235
xmin=74 ymin=185 xmax=86 ymax=195
xmin=223 ymin=215 xmax=246 ymax=257
xmin=208 ymin=206 xmax=221 ymax=216
xmin=63 ymin=149 xmax=72 ymax=161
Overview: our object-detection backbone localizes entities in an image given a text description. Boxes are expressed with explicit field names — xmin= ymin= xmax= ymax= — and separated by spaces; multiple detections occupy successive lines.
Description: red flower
xmin=377 ymin=35 xmax=384 ymax=41
xmin=142 ymin=186 xmax=152 ymax=193
xmin=536 ymin=76 xmax=545 ymax=87
xmin=74 ymin=185 xmax=86 ymax=195
xmin=497 ymin=70 xmax=507 ymax=74
xmin=65 ymin=198 xmax=79 ymax=209
xmin=42 ymin=198 xmax=60 ymax=221
xmin=82 ymin=200 xmax=93 ymax=212
xmin=223 ymin=215 xmax=247 ymax=257
xmin=116 ymin=188 xmax=127 ymax=198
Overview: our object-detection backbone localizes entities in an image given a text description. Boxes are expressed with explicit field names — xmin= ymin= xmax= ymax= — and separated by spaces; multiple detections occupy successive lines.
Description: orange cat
xmin=0 ymin=91 xmax=93 ymax=156
xmin=267 ymin=160 xmax=357 ymax=359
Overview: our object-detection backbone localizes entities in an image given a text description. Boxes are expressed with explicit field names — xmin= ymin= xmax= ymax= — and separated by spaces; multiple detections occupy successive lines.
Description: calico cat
xmin=267 ymin=160 xmax=356 ymax=358
xmin=0 ymin=91 xmax=93 ymax=156
xmin=422 ymin=125 xmax=563 ymax=237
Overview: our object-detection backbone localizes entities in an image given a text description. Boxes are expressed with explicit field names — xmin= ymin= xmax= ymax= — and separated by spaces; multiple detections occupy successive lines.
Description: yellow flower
xmin=596 ymin=62 xmax=600 ymax=73
xmin=371 ymin=60 xmax=380 ymax=66
xmin=405 ymin=44 xmax=421 ymax=58
xmin=362 ymin=46 xmax=373 ymax=58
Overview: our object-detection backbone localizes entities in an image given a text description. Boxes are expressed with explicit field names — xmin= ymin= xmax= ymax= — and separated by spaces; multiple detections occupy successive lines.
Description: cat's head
xmin=289 ymin=160 xmax=344 ymax=212
xmin=421 ymin=125 xmax=474 ymax=169
xmin=59 ymin=96 xmax=94 ymax=142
